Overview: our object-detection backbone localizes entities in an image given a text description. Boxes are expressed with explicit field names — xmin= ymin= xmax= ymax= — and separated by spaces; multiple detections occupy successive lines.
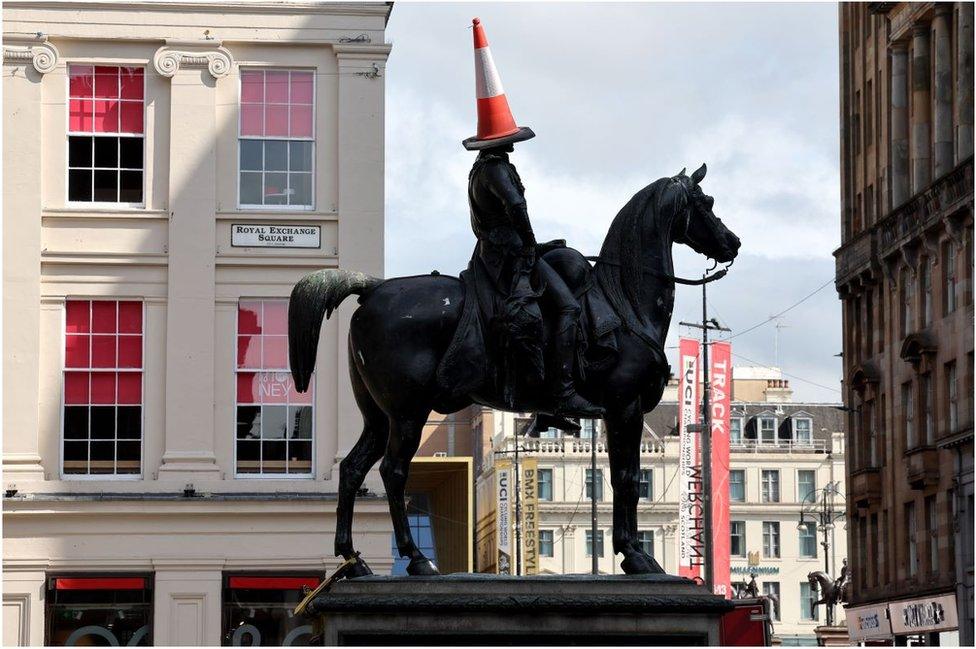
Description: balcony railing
xmin=515 ymin=438 xmax=664 ymax=456
xmin=730 ymin=439 xmax=828 ymax=454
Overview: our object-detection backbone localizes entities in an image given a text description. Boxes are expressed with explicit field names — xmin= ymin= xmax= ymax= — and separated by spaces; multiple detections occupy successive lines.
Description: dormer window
xmin=793 ymin=417 xmax=813 ymax=444
xmin=759 ymin=416 xmax=777 ymax=444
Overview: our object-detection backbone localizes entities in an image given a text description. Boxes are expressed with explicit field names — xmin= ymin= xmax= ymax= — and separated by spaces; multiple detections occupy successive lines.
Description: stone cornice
xmin=2 ymin=34 xmax=59 ymax=74
xmin=5 ymin=1 xmax=392 ymax=18
xmin=153 ymin=39 xmax=233 ymax=79
xmin=333 ymin=43 xmax=393 ymax=61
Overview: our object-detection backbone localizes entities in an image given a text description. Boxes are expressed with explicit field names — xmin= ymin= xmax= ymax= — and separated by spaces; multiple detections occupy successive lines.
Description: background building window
xmin=759 ymin=417 xmax=777 ymax=443
xmin=901 ymin=267 xmax=914 ymax=336
xmin=926 ymin=495 xmax=939 ymax=575
xmin=585 ymin=529 xmax=604 ymax=557
xmin=763 ymin=581 xmax=781 ymax=621
xmin=798 ymin=470 xmax=816 ymax=503
xmin=585 ymin=468 xmax=603 ymax=501
xmin=943 ymin=241 xmax=958 ymax=315
xmin=580 ymin=419 xmax=596 ymax=439
xmin=793 ymin=417 xmax=813 ymax=444
xmin=761 ymin=470 xmax=780 ymax=503
xmin=236 ymin=299 xmax=313 ymax=475
xmin=221 ymin=575 xmax=318 ymax=646
xmin=921 ymin=373 xmax=934 ymax=445
xmin=921 ymin=260 xmax=932 ymax=327
xmin=730 ymin=521 xmax=746 ymax=557
xmin=46 ymin=575 xmax=152 ymax=646
xmin=762 ymin=521 xmax=780 ymax=558
xmin=537 ymin=468 xmax=553 ymax=501
xmin=799 ymin=522 xmax=818 ymax=558
xmin=67 ymin=65 xmax=144 ymax=204
xmin=800 ymin=581 xmax=819 ymax=621
xmin=638 ymin=469 xmax=653 ymax=500
xmin=946 ymin=361 xmax=958 ymax=432
xmin=730 ymin=469 xmax=745 ymax=502
xmin=638 ymin=530 xmax=654 ymax=557
xmin=730 ymin=417 xmax=743 ymax=444
xmin=239 ymin=69 xmax=315 ymax=208
xmin=903 ymin=381 xmax=915 ymax=448
xmin=63 ymin=300 xmax=143 ymax=476
xmin=391 ymin=494 xmax=437 ymax=575
xmin=906 ymin=502 xmax=918 ymax=577
xmin=539 ymin=529 xmax=554 ymax=557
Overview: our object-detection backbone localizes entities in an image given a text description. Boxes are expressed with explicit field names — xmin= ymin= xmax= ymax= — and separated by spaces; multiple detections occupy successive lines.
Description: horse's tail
xmin=289 ymin=269 xmax=382 ymax=392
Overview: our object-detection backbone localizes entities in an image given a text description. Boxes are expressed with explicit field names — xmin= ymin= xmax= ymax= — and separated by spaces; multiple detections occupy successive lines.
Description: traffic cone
xmin=462 ymin=17 xmax=535 ymax=151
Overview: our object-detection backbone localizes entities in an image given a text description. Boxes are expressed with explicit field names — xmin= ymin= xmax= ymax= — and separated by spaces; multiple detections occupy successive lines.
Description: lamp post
xmin=798 ymin=481 xmax=846 ymax=626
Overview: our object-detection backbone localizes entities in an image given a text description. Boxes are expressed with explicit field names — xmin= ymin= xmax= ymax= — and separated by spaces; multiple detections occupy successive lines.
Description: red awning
xmin=55 ymin=577 xmax=146 ymax=591
xmin=228 ymin=576 xmax=320 ymax=590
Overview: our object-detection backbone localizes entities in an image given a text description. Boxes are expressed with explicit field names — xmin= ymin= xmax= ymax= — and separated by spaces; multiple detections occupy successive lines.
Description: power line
xmin=720 ymin=277 xmax=835 ymax=342
xmin=730 ymin=350 xmax=842 ymax=394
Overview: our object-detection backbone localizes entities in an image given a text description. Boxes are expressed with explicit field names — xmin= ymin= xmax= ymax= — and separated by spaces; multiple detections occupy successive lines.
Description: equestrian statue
xmin=807 ymin=559 xmax=852 ymax=626
xmin=288 ymin=17 xmax=741 ymax=578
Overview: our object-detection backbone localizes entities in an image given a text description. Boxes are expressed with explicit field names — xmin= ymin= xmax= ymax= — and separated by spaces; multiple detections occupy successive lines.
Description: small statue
xmin=807 ymin=559 xmax=851 ymax=625
xmin=737 ymin=572 xmax=760 ymax=599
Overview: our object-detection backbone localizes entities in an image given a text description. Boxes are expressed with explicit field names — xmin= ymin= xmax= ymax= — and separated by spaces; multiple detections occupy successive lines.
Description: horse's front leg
xmin=606 ymin=401 xmax=664 ymax=574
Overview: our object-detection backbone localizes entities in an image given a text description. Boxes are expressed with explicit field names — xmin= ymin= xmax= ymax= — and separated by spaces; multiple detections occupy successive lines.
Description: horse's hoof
xmin=341 ymin=557 xmax=373 ymax=579
xmin=621 ymin=552 xmax=664 ymax=575
xmin=406 ymin=557 xmax=440 ymax=576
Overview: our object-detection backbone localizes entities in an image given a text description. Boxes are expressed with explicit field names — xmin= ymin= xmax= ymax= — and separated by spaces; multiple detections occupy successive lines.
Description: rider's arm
xmin=484 ymin=161 xmax=537 ymax=248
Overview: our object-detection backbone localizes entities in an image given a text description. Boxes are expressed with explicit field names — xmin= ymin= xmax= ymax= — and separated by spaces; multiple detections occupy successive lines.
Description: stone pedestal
xmin=814 ymin=625 xmax=851 ymax=646
xmin=304 ymin=573 xmax=732 ymax=645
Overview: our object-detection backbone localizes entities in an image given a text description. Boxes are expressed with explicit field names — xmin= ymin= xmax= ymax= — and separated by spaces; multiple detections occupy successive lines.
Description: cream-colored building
xmin=475 ymin=368 xmax=848 ymax=646
xmin=2 ymin=2 xmax=399 ymax=645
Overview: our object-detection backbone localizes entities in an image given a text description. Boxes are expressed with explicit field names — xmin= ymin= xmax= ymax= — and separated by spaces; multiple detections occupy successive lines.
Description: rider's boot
xmin=551 ymin=311 xmax=604 ymax=418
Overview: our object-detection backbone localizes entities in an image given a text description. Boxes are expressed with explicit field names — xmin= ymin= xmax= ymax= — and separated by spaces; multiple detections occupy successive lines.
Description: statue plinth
xmin=302 ymin=573 xmax=732 ymax=645
xmin=814 ymin=625 xmax=851 ymax=646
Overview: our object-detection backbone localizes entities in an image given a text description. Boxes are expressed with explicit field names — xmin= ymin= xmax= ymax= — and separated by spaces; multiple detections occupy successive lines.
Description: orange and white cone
xmin=463 ymin=17 xmax=535 ymax=150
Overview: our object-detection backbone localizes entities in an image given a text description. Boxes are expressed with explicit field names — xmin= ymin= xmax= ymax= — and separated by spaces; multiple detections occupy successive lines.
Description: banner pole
xmin=701 ymin=277 xmax=714 ymax=594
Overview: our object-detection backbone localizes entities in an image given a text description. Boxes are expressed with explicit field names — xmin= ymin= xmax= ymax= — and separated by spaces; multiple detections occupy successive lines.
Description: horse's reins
xmin=584 ymin=255 xmax=732 ymax=285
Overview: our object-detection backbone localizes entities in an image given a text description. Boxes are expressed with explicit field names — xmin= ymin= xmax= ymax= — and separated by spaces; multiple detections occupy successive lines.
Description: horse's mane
xmin=595 ymin=176 xmax=686 ymax=329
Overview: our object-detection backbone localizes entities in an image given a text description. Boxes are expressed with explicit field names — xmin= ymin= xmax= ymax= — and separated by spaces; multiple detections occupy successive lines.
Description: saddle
xmin=435 ymin=241 xmax=623 ymax=408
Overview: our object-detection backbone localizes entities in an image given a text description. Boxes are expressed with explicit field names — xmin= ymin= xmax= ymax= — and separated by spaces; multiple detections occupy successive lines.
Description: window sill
xmin=218 ymin=210 xmax=338 ymax=222
xmin=45 ymin=206 xmax=165 ymax=218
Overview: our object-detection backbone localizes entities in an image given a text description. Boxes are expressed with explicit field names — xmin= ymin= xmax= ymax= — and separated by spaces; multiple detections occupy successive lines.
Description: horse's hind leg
xmin=334 ymin=349 xmax=390 ymax=576
xmin=380 ymin=411 xmax=439 ymax=576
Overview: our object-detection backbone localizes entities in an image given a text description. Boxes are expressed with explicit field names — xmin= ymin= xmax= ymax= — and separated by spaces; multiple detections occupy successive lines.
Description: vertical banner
xmin=495 ymin=458 xmax=513 ymax=574
xmin=521 ymin=457 xmax=540 ymax=575
xmin=677 ymin=337 xmax=704 ymax=580
xmin=709 ymin=341 xmax=732 ymax=598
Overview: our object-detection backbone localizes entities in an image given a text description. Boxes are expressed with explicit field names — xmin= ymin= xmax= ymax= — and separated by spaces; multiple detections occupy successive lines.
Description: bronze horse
xmin=289 ymin=164 xmax=740 ymax=577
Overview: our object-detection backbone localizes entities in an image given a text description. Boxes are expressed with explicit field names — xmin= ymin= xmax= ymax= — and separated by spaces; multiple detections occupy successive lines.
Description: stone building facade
xmin=835 ymin=2 xmax=974 ymax=644
xmin=2 ymin=2 xmax=399 ymax=645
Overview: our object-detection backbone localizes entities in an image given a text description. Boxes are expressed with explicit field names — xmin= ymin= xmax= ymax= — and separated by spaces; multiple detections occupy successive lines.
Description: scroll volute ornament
xmin=152 ymin=40 xmax=233 ymax=79
xmin=2 ymin=35 xmax=60 ymax=75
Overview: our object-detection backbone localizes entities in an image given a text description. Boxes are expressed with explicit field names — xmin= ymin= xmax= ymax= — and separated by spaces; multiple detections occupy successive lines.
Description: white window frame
xmin=585 ymin=528 xmax=604 ymax=558
xmin=638 ymin=469 xmax=653 ymax=500
xmin=237 ymin=67 xmax=317 ymax=211
xmin=762 ymin=521 xmax=781 ymax=558
xmin=537 ymin=468 xmax=553 ymax=502
xmin=60 ymin=299 xmax=146 ymax=481
xmin=729 ymin=469 xmax=746 ymax=502
xmin=792 ymin=416 xmax=813 ymax=444
xmin=759 ymin=416 xmax=777 ymax=444
xmin=800 ymin=581 xmax=819 ymax=621
xmin=730 ymin=417 xmax=744 ymax=445
xmin=730 ymin=520 xmax=746 ymax=557
xmin=65 ymin=63 xmax=147 ymax=209
xmin=761 ymin=469 xmax=780 ymax=503
xmin=233 ymin=298 xmax=315 ymax=479
xmin=539 ymin=529 xmax=554 ymax=557
xmin=797 ymin=469 xmax=817 ymax=504
xmin=798 ymin=521 xmax=818 ymax=558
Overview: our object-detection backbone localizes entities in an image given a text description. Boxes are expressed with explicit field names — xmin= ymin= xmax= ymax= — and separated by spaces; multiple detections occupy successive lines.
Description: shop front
xmin=847 ymin=594 xmax=959 ymax=646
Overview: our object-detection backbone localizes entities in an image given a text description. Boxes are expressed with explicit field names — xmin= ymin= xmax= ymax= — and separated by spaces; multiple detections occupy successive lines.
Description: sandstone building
xmin=835 ymin=2 xmax=973 ymax=644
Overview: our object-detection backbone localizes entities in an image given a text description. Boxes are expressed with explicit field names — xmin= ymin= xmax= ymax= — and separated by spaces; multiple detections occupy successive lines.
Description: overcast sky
xmin=383 ymin=2 xmax=843 ymax=403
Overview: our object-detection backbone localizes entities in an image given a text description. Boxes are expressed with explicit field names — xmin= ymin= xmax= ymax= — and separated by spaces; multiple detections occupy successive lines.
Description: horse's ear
xmin=691 ymin=163 xmax=707 ymax=184
xmin=676 ymin=167 xmax=686 ymax=177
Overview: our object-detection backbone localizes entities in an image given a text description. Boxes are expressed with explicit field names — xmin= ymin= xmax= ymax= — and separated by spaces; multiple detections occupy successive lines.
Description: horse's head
xmin=667 ymin=164 xmax=741 ymax=264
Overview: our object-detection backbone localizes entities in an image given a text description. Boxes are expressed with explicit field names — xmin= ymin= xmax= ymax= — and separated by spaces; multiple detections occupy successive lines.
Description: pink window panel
xmin=65 ymin=335 xmax=90 ymax=368
xmin=69 ymin=65 xmax=95 ymax=98
xmin=64 ymin=372 xmax=90 ymax=404
xmin=290 ymin=72 xmax=314 ymax=104
xmin=117 ymin=373 xmax=141 ymax=404
xmin=91 ymin=302 xmax=117 ymax=333
xmin=91 ymin=335 xmax=117 ymax=368
xmin=237 ymin=335 xmax=262 ymax=369
xmin=118 ymin=336 xmax=142 ymax=368
xmin=94 ymin=99 xmax=119 ymax=134
xmin=265 ymin=105 xmax=288 ymax=137
xmin=237 ymin=372 xmax=259 ymax=404
xmin=289 ymin=376 xmax=313 ymax=405
xmin=290 ymin=105 xmax=313 ymax=138
xmin=119 ymin=68 xmax=144 ymax=100
xmin=94 ymin=66 xmax=119 ymax=98
xmin=241 ymin=104 xmax=264 ymax=137
xmin=262 ymin=301 xmax=288 ymax=335
xmin=255 ymin=371 xmax=292 ymax=404
xmin=241 ymin=70 xmax=265 ymax=103
xmin=66 ymin=301 xmax=91 ymax=334
xmin=266 ymin=71 xmax=289 ymax=103
xmin=69 ymin=99 xmax=93 ymax=132
xmin=90 ymin=372 xmax=116 ymax=404
xmin=120 ymin=102 xmax=143 ymax=134
xmin=263 ymin=336 xmax=288 ymax=369
xmin=238 ymin=301 xmax=262 ymax=334
xmin=118 ymin=302 xmax=142 ymax=334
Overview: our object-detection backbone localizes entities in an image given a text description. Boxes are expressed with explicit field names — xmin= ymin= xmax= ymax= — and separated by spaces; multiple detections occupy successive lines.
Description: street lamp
xmin=798 ymin=481 xmax=847 ymax=626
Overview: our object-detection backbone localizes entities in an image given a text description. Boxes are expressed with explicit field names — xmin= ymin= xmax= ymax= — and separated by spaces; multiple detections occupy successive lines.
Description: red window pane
xmin=262 ymin=301 xmax=288 ymax=335
xmin=241 ymin=104 xmax=263 ymax=136
xmin=94 ymin=99 xmax=119 ymax=133
xmin=91 ymin=335 xmax=117 ymax=368
xmin=66 ymin=301 xmax=91 ymax=334
xmin=238 ymin=335 xmax=262 ymax=369
xmin=290 ymin=72 xmax=313 ymax=104
xmin=64 ymin=372 xmax=90 ymax=404
xmin=237 ymin=372 xmax=258 ymax=404
xmin=69 ymin=99 xmax=93 ymax=132
xmin=91 ymin=302 xmax=117 ymax=333
xmin=265 ymin=105 xmax=288 ymax=137
xmin=257 ymin=371 xmax=290 ymax=404
xmin=117 ymin=373 xmax=141 ymax=404
xmin=119 ymin=68 xmax=144 ymax=100
xmin=263 ymin=336 xmax=288 ymax=369
xmin=118 ymin=336 xmax=142 ymax=368
xmin=69 ymin=66 xmax=94 ymax=98
xmin=238 ymin=301 xmax=262 ymax=334
xmin=241 ymin=70 xmax=264 ymax=102
xmin=289 ymin=375 xmax=313 ymax=405
xmin=91 ymin=372 xmax=116 ymax=404
xmin=120 ymin=102 xmax=143 ymax=134
xmin=94 ymin=66 xmax=119 ymax=98
xmin=118 ymin=302 xmax=142 ymax=334
xmin=266 ymin=71 xmax=289 ymax=103
xmin=290 ymin=105 xmax=313 ymax=138
xmin=65 ymin=335 xmax=90 ymax=368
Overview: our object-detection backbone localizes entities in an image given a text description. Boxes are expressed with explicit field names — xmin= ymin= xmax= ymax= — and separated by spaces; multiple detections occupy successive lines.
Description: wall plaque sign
xmin=232 ymin=224 xmax=321 ymax=249
xmin=888 ymin=594 xmax=958 ymax=635
xmin=847 ymin=604 xmax=893 ymax=642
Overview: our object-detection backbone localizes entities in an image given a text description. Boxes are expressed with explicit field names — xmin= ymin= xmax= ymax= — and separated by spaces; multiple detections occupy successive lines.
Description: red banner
xmin=709 ymin=340 xmax=732 ymax=598
xmin=677 ymin=337 xmax=703 ymax=581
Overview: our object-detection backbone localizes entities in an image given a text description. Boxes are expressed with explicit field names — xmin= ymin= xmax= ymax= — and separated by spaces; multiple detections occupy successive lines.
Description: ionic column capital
xmin=153 ymin=39 xmax=233 ymax=79
xmin=2 ymin=35 xmax=59 ymax=74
